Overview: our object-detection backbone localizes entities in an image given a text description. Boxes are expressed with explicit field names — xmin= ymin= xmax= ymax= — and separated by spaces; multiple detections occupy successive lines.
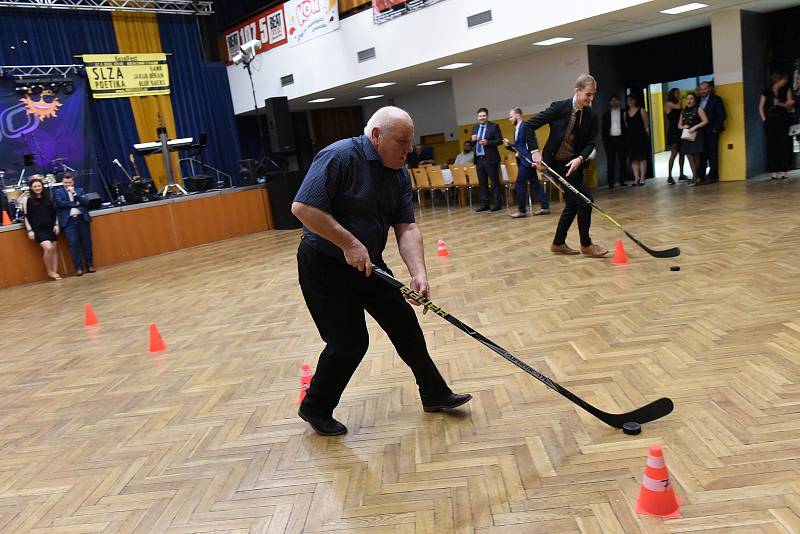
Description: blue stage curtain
xmin=0 ymin=8 xmax=140 ymax=200
xmin=158 ymin=15 xmax=242 ymax=185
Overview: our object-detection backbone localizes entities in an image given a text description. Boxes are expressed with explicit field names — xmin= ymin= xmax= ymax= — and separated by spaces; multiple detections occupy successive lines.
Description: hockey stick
xmin=505 ymin=145 xmax=681 ymax=258
xmin=373 ymin=267 xmax=674 ymax=429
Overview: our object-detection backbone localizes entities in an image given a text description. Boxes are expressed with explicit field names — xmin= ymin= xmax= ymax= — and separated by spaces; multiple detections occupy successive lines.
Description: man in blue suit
xmin=470 ymin=108 xmax=504 ymax=211
xmin=505 ymin=107 xmax=550 ymax=218
xmin=53 ymin=173 xmax=95 ymax=275
xmin=697 ymin=81 xmax=726 ymax=184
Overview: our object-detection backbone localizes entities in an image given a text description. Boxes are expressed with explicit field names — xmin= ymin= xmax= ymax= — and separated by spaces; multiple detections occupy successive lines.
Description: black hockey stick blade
xmin=372 ymin=267 xmax=674 ymax=429
xmin=623 ymin=230 xmax=681 ymax=258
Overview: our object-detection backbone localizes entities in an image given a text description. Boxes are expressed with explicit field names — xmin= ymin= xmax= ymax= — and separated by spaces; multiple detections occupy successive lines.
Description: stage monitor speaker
xmin=84 ymin=192 xmax=102 ymax=210
xmin=238 ymin=159 xmax=260 ymax=186
xmin=184 ymin=175 xmax=214 ymax=193
xmin=265 ymin=169 xmax=305 ymax=230
xmin=264 ymin=97 xmax=295 ymax=153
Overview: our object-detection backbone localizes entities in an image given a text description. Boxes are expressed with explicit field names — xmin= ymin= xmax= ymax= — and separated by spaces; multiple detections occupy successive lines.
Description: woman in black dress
xmin=624 ymin=94 xmax=651 ymax=186
xmin=24 ymin=176 xmax=61 ymax=280
xmin=678 ymin=92 xmax=709 ymax=186
xmin=759 ymin=71 xmax=796 ymax=180
xmin=665 ymin=88 xmax=686 ymax=184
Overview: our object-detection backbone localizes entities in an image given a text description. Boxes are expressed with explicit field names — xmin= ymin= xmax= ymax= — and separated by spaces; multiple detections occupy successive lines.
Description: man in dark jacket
xmin=524 ymin=74 xmax=607 ymax=257
xmin=53 ymin=173 xmax=95 ymax=275
xmin=470 ymin=108 xmax=504 ymax=211
xmin=698 ymin=81 xmax=726 ymax=183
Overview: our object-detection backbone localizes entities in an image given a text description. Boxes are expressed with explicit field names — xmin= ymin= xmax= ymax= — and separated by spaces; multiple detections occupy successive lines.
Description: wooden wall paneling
xmin=0 ymin=228 xmax=49 ymax=287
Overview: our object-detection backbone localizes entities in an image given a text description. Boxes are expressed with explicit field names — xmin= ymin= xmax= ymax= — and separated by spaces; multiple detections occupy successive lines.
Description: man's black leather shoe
xmin=298 ymin=408 xmax=347 ymax=436
xmin=475 ymin=206 xmax=490 ymax=212
xmin=422 ymin=393 xmax=473 ymax=412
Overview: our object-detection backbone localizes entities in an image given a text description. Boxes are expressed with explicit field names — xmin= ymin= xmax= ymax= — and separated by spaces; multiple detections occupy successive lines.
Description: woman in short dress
xmin=624 ymin=94 xmax=651 ymax=186
xmin=678 ymin=92 xmax=709 ymax=187
xmin=665 ymin=88 xmax=686 ymax=184
xmin=759 ymin=71 xmax=796 ymax=180
xmin=24 ymin=176 xmax=61 ymax=280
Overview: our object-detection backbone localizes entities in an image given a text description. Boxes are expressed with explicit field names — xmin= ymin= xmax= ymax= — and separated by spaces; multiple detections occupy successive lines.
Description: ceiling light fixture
xmin=417 ymin=80 xmax=446 ymax=86
xmin=660 ymin=3 xmax=708 ymax=15
xmin=437 ymin=62 xmax=472 ymax=70
xmin=308 ymin=97 xmax=335 ymax=103
xmin=359 ymin=95 xmax=384 ymax=100
xmin=533 ymin=37 xmax=573 ymax=46
xmin=365 ymin=82 xmax=395 ymax=88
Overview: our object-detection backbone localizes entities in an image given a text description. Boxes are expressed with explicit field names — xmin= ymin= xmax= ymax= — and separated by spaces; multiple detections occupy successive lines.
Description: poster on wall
xmin=223 ymin=4 xmax=287 ymax=64
xmin=83 ymin=53 xmax=170 ymax=99
xmin=285 ymin=0 xmax=340 ymax=47
xmin=0 ymin=78 xmax=92 ymax=182
xmin=373 ymin=0 xmax=446 ymax=25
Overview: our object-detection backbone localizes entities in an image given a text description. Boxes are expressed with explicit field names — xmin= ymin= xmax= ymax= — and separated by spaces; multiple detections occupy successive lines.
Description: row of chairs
xmin=408 ymin=160 xmax=556 ymax=210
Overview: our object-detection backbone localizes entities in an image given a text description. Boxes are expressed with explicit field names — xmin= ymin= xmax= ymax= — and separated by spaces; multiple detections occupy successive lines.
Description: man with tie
xmin=470 ymin=108 xmax=503 ymax=212
xmin=53 ymin=173 xmax=96 ymax=275
xmin=601 ymin=95 xmax=627 ymax=188
xmin=697 ymin=81 xmax=726 ymax=184
xmin=504 ymin=107 xmax=550 ymax=218
xmin=523 ymin=74 xmax=608 ymax=258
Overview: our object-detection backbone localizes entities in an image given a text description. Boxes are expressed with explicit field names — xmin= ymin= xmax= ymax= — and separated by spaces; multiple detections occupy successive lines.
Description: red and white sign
xmin=224 ymin=4 xmax=287 ymax=64
xmin=285 ymin=0 xmax=340 ymax=47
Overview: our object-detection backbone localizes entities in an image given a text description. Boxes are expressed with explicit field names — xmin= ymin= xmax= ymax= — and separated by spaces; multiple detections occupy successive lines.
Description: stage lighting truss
xmin=0 ymin=0 xmax=213 ymax=15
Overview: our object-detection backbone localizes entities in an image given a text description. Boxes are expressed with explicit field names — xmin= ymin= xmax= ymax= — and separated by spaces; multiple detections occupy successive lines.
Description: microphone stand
xmin=243 ymin=56 xmax=281 ymax=175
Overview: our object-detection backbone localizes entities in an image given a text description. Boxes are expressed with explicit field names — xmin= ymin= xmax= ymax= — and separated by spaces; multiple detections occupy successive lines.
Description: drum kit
xmin=1 ymin=157 xmax=71 ymax=222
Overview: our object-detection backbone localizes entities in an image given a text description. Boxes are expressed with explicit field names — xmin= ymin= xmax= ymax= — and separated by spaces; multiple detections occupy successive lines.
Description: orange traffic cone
xmin=611 ymin=239 xmax=628 ymax=265
xmin=84 ymin=303 xmax=99 ymax=327
xmin=636 ymin=445 xmax=680 ymax=519
xmin=437 ymin=238 xmax=449 ymax=257
xmin=1 ymin=211 xmax=11 ymax=226
xmin=297 ymin=363 xmax=313 ymax=405
xmin=149 ymin=323 xmax=166 ymax=353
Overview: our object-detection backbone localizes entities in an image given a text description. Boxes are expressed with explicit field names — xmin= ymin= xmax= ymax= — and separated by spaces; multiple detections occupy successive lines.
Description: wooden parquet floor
xmin=1 ymin=177 xmax=800 ymax=533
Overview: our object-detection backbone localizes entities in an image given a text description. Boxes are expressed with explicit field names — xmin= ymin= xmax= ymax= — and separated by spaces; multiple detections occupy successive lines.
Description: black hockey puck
xmin=670 ymin=266 xmax=680 ymax=272
xmin=622 ymin=422 xmax=642 ymax=435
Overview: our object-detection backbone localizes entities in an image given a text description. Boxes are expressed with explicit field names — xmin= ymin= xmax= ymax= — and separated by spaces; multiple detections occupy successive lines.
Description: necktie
xmin=476 ymin=124 xmax=485 ymax=156
xmin=555 ymin=108 xmax=581 ymax=161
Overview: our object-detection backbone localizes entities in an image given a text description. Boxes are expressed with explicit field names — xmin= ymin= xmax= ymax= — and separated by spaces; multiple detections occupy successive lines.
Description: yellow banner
xmin=83 ymin=53 xmax=170 ymax=99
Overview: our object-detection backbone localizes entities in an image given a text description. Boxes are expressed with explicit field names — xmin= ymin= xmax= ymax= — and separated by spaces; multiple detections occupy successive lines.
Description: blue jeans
xmin=515 ymin=162 xmax=549 ymax=212
xmin=64 ymin=217 xmax=93 ymax=270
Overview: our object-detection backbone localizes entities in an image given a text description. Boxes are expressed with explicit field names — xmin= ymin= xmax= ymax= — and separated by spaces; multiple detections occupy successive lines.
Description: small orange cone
xmin=611 ymin=239 xmax=628 ymax=265
xmin=437 ymin=238 xmax=449 ymax=257
xmin=297 ymin=363 xmax=313 ymax=405
xmin=636 ymin=445 xmax=680 ymax=519
xmin=149 ymin=323 xmax=166 ymax=353
xmin=1 ymin=211 xmax=12 ymax=226
xmin=84 ymin=303 xmax=99 ymax=327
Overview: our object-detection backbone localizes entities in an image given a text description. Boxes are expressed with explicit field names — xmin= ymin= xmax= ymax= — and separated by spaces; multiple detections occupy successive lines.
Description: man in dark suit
xmin=470 ymin=107 xmax=503 ymax=211
xmin=504 ymin=107 xmax=550 ymax=218
xmin=53 ymin=173 xmax=95 ymax=275
xmin=523 ymin=74 xmax=607 ymax=257
xmin=698 ymin=81 xmax=726 ymax=183
xmin=601 ymin=95 xmax=627 ymax=188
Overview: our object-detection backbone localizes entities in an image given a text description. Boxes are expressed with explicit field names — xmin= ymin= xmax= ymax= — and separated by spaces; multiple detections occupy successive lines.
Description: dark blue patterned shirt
xmin=294 ymin=135 xmax=415 ymax=264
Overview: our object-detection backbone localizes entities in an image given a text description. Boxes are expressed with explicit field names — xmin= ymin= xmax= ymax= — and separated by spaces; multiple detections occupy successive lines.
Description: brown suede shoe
xmin=581 ymin=244 xmax=609 ymax=257
xmin=551 ymin=243 xmax=580 ymax=255
xmin=532 ymin=208 xmax=551 ymax=215
xmin=509 ymin=211 xmax=527 ymax=218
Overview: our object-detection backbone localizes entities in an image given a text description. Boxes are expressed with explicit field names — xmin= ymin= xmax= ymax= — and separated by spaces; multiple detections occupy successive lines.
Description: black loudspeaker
xmin=265 ymin=169 xmax=305 ymax=229
xmin=84 ymin=192 xmax=102 ymax=210
xmin=264 ymin=97 xmax=295 ymax=153
xmin=238 ymin=159 xmax=261 ymax=186
xmin=184 ymin=175 xmax=214 ymax=192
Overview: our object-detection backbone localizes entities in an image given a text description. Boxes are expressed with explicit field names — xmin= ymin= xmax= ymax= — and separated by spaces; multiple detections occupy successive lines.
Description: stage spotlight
xmin=31 ymin=84 xmax=43 ymax=95
xmin=63 ymin=80 xmax=74 ymax=94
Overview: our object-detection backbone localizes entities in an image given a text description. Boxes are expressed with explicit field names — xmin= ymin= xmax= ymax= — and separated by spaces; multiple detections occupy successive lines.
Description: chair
xmin=504 ymin=158 xmax=519 ymax=207
xmin=449 ymin=164 xmax=473 ymax=208
xmin=411 ymin=168 xmax=433 ymax=208
xmin=407 ymin=167 xmax=422 ymax=207
xmin=426 ymin=166 xmax=454 ymax=209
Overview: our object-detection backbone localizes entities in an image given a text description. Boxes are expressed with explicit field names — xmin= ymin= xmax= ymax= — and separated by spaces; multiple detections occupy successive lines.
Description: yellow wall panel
xmin=714 ymin=82 xmax=746 ymax=181
xmin=112 ymin=12 xmax=182 ymax=189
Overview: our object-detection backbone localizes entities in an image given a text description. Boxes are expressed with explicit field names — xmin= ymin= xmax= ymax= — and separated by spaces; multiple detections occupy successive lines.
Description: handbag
xmin=681 ymin=128 xmax=696 ymax=142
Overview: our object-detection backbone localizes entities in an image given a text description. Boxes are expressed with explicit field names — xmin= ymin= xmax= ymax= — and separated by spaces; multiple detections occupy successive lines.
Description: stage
xmin=0 ymin=185 xmax=273 ymax=288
